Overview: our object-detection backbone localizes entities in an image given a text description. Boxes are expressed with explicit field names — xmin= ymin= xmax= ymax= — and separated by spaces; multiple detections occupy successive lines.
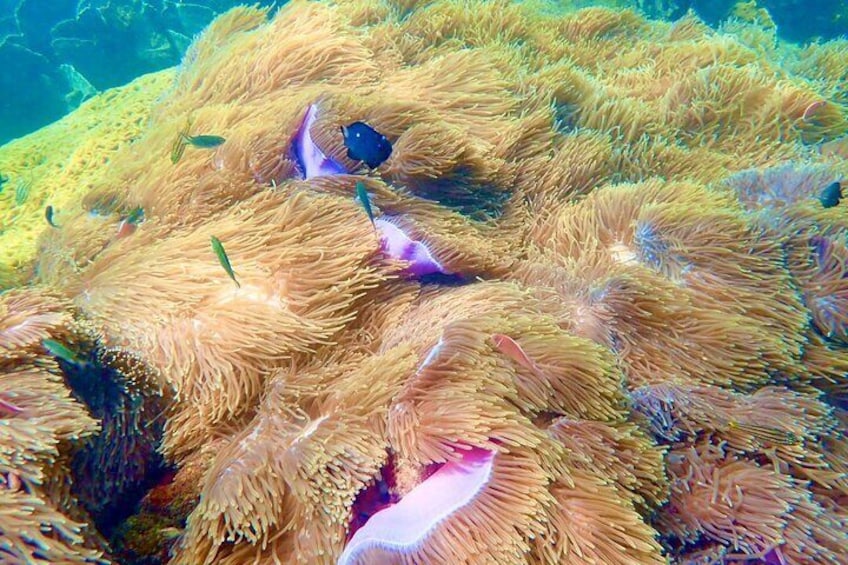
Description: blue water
xmin=0 ymin=0 xmax=278 ymax=144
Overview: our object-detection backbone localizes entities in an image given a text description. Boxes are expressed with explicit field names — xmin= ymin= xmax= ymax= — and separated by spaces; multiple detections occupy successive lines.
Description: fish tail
xmin=171 ymin=137 xmax=187 ymax=164
xmin=171 ymin=121 xmax=192 ymax=163
xmin=727 ymin=421 xmax=798 ymax=445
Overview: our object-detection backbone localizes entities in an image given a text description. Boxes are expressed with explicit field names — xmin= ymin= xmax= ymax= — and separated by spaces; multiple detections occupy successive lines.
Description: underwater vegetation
xmin=0 ymin=0 xmax=847 ymax=563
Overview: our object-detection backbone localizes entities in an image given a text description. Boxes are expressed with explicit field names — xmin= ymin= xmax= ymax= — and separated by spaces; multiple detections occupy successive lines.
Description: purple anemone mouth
xmin=293 ymin=104 xmax=346 ymax=179
xmin=339 ymin=448 xmax=495 ymax=565
xmin=375 ymin=218 xmax=451 ymax=276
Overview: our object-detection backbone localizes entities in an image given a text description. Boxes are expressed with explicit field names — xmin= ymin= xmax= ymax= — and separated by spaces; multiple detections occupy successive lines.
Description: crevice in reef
xmin=57 ymin=346 xmax=173 ymax=550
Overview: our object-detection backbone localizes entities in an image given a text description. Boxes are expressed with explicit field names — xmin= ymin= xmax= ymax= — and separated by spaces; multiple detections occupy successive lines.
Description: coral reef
xmin=0 ymin=70 xmax=172 ymax=289
xmin=1 ymin=0 xmax=847 ymax=563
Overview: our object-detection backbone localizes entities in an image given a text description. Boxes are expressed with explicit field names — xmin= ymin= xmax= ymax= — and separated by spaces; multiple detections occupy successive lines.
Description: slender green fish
xmin=42 ymin=339 xmax=82 ymax=364
xmin=183 ymin=134 xmax=226 ymax=148
xmin=355 ymin=181 xmax=375 ymax=228
xmin=211 ymin=235 xmax=240 ymax=288
xmin=126 ymin=206 xmax=145 ymax=225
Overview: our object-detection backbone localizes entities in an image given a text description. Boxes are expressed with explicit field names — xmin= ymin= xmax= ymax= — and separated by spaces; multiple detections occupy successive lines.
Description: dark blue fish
xmin=0 ymin=173 xmax=7 ymax=193
xmin=820 ymin=181 xmax=842 ymax=208
xmin=45 ymin=205 xmax=58 ymax=228
xmin=340 ymin=122 xmax=392 ymax=169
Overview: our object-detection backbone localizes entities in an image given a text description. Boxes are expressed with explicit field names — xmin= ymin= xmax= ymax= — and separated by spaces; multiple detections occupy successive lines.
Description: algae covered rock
xmin=0 ymin=69 xmax=173 ymax=288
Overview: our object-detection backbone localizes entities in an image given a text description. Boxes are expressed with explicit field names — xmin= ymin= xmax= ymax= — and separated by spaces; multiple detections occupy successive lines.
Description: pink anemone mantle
xmin=376 ymin=218 xmax=451 ymax=276
xmin=293 ymin=104 xmax=346 ymax=179
xmin=338 ymin=448 xmax=496 ymax=564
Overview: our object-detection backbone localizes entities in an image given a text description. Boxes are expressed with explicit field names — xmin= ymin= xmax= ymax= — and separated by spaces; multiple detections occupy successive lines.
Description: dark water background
xmin=0 ymin=0 xmax=845 ymax=145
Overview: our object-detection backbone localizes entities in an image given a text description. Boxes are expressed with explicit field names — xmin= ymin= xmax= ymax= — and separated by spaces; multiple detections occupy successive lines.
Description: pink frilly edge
xmin=294 ymin=104 xmax=346 ymax=179
xmin=338 ymin=448 xmax=495 ymax=565
xmin=376 ymin=218 xmax=451 ymax=276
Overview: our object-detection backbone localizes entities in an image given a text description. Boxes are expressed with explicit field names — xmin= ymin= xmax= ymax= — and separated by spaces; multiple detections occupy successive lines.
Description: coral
xmin=1 ymin=0 xmax=847 ymax=564
xmin=0 ymin=70 xmax=174 ymax=289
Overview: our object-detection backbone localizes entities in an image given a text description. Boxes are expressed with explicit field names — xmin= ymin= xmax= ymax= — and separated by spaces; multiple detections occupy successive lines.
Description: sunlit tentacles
xmin=721 ymin=161 xmax=841 ymax=212
xmin=514 ymin=130 xmax=614 ymax=216
xmin=386 ymin=318 xmax=549 ymax=466
xmin=552 ymin=6 xmax=646 ymax=47
xmin=655 ymin=64 xmax=775 ymax=143
xmin=659 ymin=440 xmax=847 ymax=564
xmin=800 ymin=333 xmax=848 ymax=402
xmin=393 ymin=0 xmax=530 ymax=57
xmin=381 ymin=119 xmax=511 ymax=216
xmin=0 ymin=489 xmax=106 ymax=564
xmin=610 ymin=135 xmax=738 ymax=185
xmin=7 ymin=0 xmax=848 ymax=560
xmin=530 ymin=469 xmax=665 ymax=565
xmin=379 ymin=282 xmax=626 ymax=427
xmin=0 ymin=287 xmax=71 ymax=358
xmin=786 ymin=39 xmax=848 ymax=105
xmin=32 ymin=204 xmax=139 ymax=290
xmin=508 ymin=260 xmax=617 ymax=347
xmin=175 ymin=346 xmax=413 ymax=563
xmin=512 ymin=259 xmax=772 ymax=390
xmin=650 ymin=30 xmax=762 ymax=76
xmin=488 ymin=321 xmax=626 ymax=421
xmin=528 ymin=179 xmax=734 ymax=268
xmin=172 ymin=2 xmax=378 ymax=109
xmin=71 ymin=190 xmax=387 ymax=459
xmin=787 ymin=234 xmax=848 ymax=344
xmin=529 ymin=179 xmax=808 ymax=376
xmin=629 ymin=382 xmax=845 ymax=494
xmin=112 ymin=91 xmax=322 ymax=227
xmin=378 ymin=282 xmax=531 ymax=354
xmin=545 ymin=418 xmax=667 ymax=509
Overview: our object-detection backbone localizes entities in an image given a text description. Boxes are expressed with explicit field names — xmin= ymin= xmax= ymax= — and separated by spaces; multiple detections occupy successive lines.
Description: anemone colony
xmin=0 ymin=0 xmax=847 ymax=563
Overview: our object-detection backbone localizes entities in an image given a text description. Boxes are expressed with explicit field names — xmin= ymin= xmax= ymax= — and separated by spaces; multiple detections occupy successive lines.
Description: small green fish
xmin=159 ymin=527 xmax=182 ymax=541
xmin=211 ymin=236 xmax=240 ymax=288
xmin=42 ymin=339 xmax=82 ymax=365
xmin=182 ymin=134 xmax=226 ymax=148
xmin=126 ymin=206 xmax=145 ymax=225
xmin=355 ymin=181 xmax=375 ymax=228
xmin=0 ymin=173 xmax=8 ymax=193
xmin=45 ymin=205 xmax=58 ymax=228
